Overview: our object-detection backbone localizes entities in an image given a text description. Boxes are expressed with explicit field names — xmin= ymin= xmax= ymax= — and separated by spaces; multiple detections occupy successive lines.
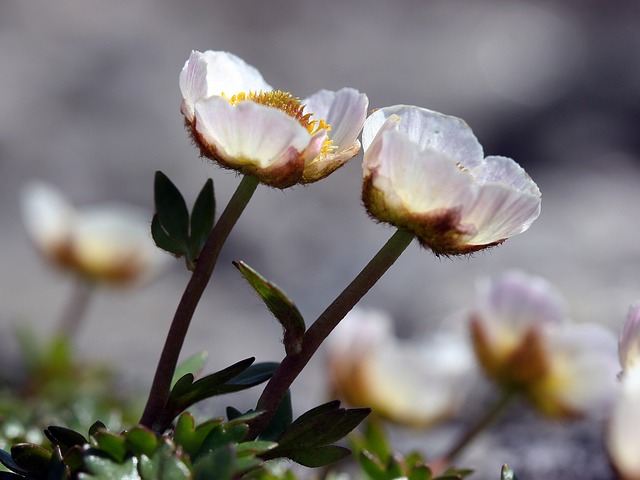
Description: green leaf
xmin=288 ymin=400 xmax=340 ymax=429
xmin=152 ymin=214 xmax=186 ymax=257
xmin=228 ymin=362 xmax=279 ymax=387
xmin=171 ymin=351 xmax=208 ymax=388
xmin=92 ymin=431 xmax=127 ymax=464
xmin=501 ymin=464 xmax=519 ymax=480
xmin=198 ymin=424 xmax=248 ymax=457
xmin=11 ymin=443 xmax=51 ymax=477
xmin=124 ymin=426 xmax=159 ymax=458
xmin=189 ymin=179 xmax=215 ymax=260
xmin=0 ymin=450 xmax=28 ymax=475
xmin=44 ymin=426 xmax=88 ymax=450
xmin=173 ymin=413 xmax=223 ymax=459
xmin=81 ymin=454 xmax=141 ymax=480
xmin=193 ymin=445 xmax=235 ymax=480
xmin=288 ymin=445 xmax=351 ymax=468
xmin=358 ymin=450 xmax=388 ymax=480
xmin=154 ymin=171 xmax=190 ymax=245
xmin=235 ymin=441 xmax=277 ymax=456
xmin=166 ymin=358 xmax=256 ymax=418
xmin=234 ymin=261 xmax=305 ymax=355
xmin=89 ymin=422 xmax=107 ymax=438
xmin=408 ymin=465 xmax=433 ymax=480
xmin=258 ymin=389 xmax=292 ymax=441
xmin=137 ymin=440 xmax=190 ymax=480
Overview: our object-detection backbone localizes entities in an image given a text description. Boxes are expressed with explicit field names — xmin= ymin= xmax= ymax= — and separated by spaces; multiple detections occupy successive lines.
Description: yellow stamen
xmin=224 ymin=90 xmax=337 ymax=158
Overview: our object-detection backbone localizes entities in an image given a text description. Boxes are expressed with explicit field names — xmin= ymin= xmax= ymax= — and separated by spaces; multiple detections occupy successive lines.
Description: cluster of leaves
xmin=151 ymin=172 xmax=215 ymax=271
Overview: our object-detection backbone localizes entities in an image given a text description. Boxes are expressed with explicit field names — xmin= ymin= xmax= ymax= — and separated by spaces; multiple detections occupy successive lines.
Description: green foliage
xmin=159 ymin=358 xmax=278 ymax=431
xmin=152 ymin=172 xmax=215 ymax=271
xmin=350 ymin=420 xmax=474 ymax=480
xmin=262 ymin=400 xmax=370 ymax=468
xmin=233 ymin=261 xmax=305 ymax=355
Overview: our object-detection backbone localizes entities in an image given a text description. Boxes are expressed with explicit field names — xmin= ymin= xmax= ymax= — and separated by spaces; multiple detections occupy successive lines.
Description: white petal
xmin=462 ymin=183 xmax=541 ymax=245
xmin=303 ymin=88 xmax=368 ymax=151
xmin=608 ymin=367 xmax=640 ymax=480
xmin=542 ymin=323 xmax=618 ymax=417
xmin=21 ymin=182 xmax=75 ymax=253
xmin=195 ymin=96 xmax=311 ymax=168
xmin=619 ymin=301 xmax=640 ymax=371
xmin=74 ymin=205 xmax=166 ymax=281
xmin=363 ymin=105 xmax=484 ymax=168
xmin=179 ymin=50 xmax=272 ymax=120
xmin=472 ymin=156 xmax=541 ymax=196
xmin=200 ymin=50 xmax=271 ymax=96
xmin=368 ymin=128 xmax=475 ymax=213
xmin=473 ymin=271 xmax=568 ymax=346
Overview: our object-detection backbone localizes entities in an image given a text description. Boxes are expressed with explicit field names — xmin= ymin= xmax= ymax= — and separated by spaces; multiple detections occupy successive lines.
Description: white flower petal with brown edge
xmin=180 ymin=50 xmax=272 ymax=121
xmin=303 ymin=88 xmax=368 ymax=153
xmin=363 ymin=105 xmax=484 ymax=169
xmin=195 ymin=96 xmax=311 ymax=170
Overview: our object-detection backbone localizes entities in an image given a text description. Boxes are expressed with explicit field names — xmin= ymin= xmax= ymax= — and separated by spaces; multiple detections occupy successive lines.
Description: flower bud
xmin=361 ymin=106 xmax=541 ymax=255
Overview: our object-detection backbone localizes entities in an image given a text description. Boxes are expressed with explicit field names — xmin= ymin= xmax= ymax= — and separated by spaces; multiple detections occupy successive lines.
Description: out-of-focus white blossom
xmin=326 ymin=308 xmax=475 ymax=427
xmin=470 ymin=270 xmax=618 ymax=418
xmin=180 ymin=50 xmax=368 ymax=188
xmin=21 ymin=181 xmax=167 ymax=285
xmin=361 ymin=106 xmax=540 ymax=255
xmin=607 ymin=304 xmax=640 ymax=480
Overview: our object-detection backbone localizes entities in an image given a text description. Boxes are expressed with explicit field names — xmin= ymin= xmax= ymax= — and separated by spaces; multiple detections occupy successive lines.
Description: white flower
xmin=361 ymin=106 xmax=541 ymax=255
xmin=470 ymin=271 xmax=618 ymax=418
xmin=21 ymin=182 xmax=167 ymax=285
xmin=180 ymin=50 xmax=368 ymax=188
xmin=326 ymin=308 xmax=475 ymax=427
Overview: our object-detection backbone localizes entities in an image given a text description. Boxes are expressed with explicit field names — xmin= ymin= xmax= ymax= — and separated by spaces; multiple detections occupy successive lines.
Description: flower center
xmin=225 ymin=90 xmax=336 ymax=157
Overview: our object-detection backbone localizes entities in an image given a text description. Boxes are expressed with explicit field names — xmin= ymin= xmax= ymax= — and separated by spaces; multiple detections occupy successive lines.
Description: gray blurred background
xmin=1 ymin=1 xmax=640 ymax=478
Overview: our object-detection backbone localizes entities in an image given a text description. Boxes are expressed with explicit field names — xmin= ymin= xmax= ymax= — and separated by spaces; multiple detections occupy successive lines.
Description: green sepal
xmin=233 ymin=261 xmax=305 ymax=355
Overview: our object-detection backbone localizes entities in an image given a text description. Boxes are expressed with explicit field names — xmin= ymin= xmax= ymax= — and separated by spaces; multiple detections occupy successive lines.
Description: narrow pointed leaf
xmin=289 ymin=400 xmax=341 ymax=430
xmin=44 ymin=426 xmax=87 ymax=450
xmin=172 ymin=351 xmax=209 ymax=388
xmin=258 ymin=390 xmax=292 ymax=441
xmin=288 ymin=445 xmax=351 ymax=468
xmin=154 ymin=171 xmax=190 ymax=244
xmin=234 ymin=261 xmax=305 ymax=354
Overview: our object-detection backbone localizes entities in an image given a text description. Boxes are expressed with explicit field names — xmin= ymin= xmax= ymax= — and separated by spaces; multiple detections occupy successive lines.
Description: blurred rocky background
xmin=1 ymin=1 xmax=639 ymax=478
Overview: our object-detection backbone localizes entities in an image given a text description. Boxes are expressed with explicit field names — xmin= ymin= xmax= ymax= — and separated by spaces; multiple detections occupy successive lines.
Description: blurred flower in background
xmin=21 ymin=181 xmax=168 ymax=286
xmin=361 ymin=106 xmax=541 ymax=255
xmin=180 ymin=50 xmax=368 ymax=188
xmin=607 ymin=303 xmax=640 ymax=480
xmin=326 ymin=308 xmax=476 ymax=428
xmin=470 ymin=270 xmax=618 ymax=418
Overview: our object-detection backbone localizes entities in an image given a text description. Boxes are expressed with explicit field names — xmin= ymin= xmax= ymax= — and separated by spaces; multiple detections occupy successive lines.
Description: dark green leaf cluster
xmin=151 ymin=172 xmax=215 ymax=271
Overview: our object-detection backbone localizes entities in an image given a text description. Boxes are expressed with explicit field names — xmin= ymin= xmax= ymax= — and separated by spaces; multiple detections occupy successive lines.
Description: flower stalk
xmin=140 ymin=174 xmax=259 ymax=431
xmin=57 ymin=278 xmax=95 ymax=340
xmin=248 ymin=228 xmax=415 ymax=438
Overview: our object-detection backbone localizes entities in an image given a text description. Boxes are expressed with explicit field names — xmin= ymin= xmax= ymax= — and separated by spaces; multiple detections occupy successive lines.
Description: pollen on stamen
xmin=225 ymin=90 xmax=337 ymax=158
